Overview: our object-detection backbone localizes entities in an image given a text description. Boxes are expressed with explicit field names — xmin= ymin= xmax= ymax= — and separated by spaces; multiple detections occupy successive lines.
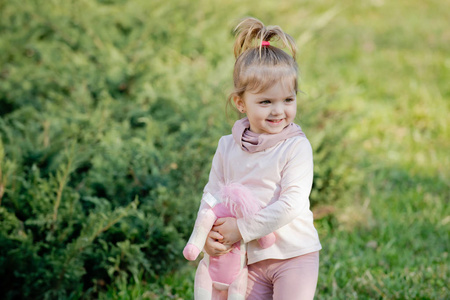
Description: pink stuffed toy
xmin=183 ymin=183 xmax=276 ymax=299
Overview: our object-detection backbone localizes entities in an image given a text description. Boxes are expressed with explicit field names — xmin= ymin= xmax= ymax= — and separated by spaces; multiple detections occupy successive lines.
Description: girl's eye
xmin=285 ymin=98 xmax=294 ymax=102
xmin=260 ymin=100 xmax=271 ymax=104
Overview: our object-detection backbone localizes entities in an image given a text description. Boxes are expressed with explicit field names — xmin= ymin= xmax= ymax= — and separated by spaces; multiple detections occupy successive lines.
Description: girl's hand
xmin=213 ymin=217 xmax=242 ymax=245
xmin=204 ymin=231 xmax=232 ymax=257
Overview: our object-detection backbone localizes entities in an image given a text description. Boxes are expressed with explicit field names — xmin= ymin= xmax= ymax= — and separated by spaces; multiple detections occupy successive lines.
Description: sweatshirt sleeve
xmin=202 ymin=137 xmax=225 ymax=201
xmin=237 ymin=138 xmax=314 ymax=243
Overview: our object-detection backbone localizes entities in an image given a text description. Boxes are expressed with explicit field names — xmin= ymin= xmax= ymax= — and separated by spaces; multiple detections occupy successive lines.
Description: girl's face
xmin=234 ymin=81 xmax=297 ymax=134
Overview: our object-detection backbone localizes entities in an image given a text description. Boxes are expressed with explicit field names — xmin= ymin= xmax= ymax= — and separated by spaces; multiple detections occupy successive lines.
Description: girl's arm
xmin=203 ymin=137 xmax=225 ymax=201
xmin=217 ymin=138 xmax=314 ymax=244
xmin=200 ymin=137 xmax=234 ymax=255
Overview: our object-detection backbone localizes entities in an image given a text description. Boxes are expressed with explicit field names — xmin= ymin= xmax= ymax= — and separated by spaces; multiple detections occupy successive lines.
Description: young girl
xmin=201 ymin=17 xmax=322 ymax=299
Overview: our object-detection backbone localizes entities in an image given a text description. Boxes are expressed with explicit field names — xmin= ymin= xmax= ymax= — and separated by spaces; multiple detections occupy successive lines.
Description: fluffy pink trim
xmin=220 ymin=183 xmax=261 ymax=218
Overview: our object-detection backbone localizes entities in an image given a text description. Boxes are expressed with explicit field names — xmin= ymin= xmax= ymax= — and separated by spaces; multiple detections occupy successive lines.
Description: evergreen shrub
xmin=0 ymin=0 xmax=350 ymax=297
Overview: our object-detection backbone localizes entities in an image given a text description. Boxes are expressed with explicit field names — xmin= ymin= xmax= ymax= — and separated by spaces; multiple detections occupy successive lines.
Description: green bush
xmin=0 ymin=0 xmax=364 ymax=298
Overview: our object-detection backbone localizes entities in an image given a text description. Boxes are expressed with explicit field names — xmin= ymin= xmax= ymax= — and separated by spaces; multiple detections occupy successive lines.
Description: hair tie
xmin=261 ymin=41 xmax=270 ymax=47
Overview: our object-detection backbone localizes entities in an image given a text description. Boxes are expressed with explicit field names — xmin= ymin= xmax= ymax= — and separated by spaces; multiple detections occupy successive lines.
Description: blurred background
xmin=0 ymin=0 xmax=448 ymax=299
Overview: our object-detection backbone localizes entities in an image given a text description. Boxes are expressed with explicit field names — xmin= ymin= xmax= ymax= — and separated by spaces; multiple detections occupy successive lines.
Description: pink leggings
xmin=246 ymin=251 xmax=319 ymax=300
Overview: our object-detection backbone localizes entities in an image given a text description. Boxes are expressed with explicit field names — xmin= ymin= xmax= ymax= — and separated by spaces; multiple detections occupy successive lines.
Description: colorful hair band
xmin=261 ymin=41 xmax=270 ymax=47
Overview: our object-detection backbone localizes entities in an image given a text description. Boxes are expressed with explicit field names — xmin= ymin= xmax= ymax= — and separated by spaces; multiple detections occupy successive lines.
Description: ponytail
xmin=233 ymin=17 xmax=297 ymax=60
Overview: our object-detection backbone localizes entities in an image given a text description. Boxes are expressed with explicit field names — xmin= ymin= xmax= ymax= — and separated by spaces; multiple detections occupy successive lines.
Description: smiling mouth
xmin=267 ymin=119 xmax=284 ymax=124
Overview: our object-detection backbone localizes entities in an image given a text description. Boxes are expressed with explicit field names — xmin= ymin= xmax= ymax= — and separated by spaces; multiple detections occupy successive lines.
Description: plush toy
xmin=183 ymin=183 xmax=276 ymax=300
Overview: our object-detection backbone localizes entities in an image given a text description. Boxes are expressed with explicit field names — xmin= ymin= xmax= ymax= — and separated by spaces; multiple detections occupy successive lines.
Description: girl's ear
xmin=233 ymin=96 xmax=246 ymax=113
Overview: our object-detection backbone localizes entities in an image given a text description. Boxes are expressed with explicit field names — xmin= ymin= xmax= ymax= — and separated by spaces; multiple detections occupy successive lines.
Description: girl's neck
xmin=232 ymin=117 xmax=305 ymax=153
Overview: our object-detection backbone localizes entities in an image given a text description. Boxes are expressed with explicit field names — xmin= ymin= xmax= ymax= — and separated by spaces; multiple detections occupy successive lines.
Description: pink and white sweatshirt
xmin=202 ymin=119 xmax=322 ymax=265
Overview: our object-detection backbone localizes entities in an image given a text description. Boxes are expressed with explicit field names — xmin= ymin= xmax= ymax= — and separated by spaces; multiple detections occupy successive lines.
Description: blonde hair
xmin=228 ymin=17 xmax=299 ymax=112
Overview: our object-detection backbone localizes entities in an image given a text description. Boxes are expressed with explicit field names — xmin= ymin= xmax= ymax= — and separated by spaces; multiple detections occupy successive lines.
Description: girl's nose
xmin=271 ymin=103 xmax=283 ymax=115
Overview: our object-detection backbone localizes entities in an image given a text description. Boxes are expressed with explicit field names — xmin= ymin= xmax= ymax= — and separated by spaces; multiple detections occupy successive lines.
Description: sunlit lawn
xmin=100 ymin=0 xmax=449 ymax=299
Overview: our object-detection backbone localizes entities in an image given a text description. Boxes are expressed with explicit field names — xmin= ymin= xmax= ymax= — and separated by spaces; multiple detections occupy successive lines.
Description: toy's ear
xmin=258 ymin=233 xmax=276 ymax=249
